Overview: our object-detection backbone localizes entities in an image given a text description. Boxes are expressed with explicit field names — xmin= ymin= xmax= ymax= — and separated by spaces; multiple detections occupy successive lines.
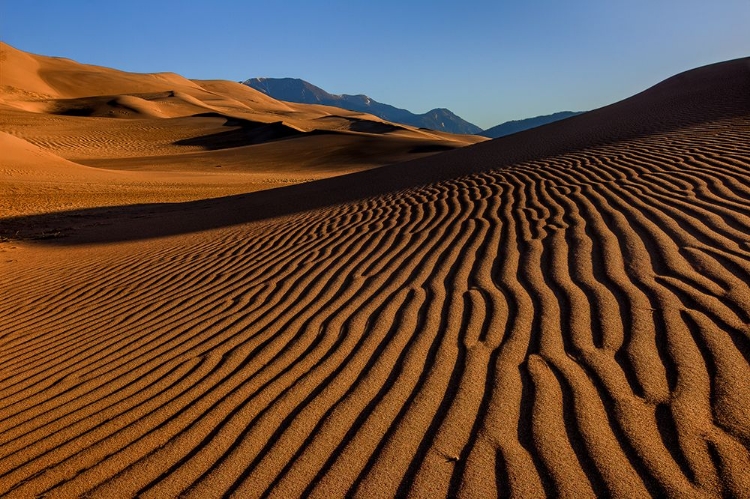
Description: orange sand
xmin=0 ymin=42 xmax=483 ymax=219
xmin=1 ymin=43 xmax=749 ymax=498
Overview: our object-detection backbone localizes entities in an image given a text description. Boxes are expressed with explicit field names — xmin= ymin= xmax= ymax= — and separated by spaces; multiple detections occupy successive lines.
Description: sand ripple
xmin=2 ymin=113 xmax=749 ymax=497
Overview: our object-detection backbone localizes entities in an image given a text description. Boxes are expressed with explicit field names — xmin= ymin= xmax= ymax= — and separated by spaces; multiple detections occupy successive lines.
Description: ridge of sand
xmin=0 ymin=41 xmax=203 ymax=100
xmin=1 ymin=53 xmax=749 ymax=498
xmin=0 ymin=42 xmax=485 ymax=218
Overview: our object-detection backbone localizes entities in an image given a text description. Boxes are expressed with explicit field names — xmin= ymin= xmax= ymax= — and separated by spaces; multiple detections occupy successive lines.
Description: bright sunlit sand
xmin=1 ymin=4 xmax=750 ymax=498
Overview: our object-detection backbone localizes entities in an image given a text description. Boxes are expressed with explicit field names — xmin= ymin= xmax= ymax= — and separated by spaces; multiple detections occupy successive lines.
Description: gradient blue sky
xmin=2 ymin=1 xmax=748 ymax=129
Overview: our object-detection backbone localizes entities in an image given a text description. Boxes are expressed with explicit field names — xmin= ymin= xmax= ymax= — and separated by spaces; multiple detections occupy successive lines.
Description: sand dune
xmin=1 ymin=50 xmax=750 ymax=498
xmin=0 ymin=42 xmax=483 ymax=218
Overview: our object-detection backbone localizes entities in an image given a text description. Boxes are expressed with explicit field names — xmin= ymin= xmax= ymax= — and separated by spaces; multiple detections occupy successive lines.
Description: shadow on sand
xmin=0 ymin=161 xmax=426 ymax=246
xmin=4 ymin=57 xmax=749 ymax=247
xmin=173 ymin=113 xmax=306 ymax=150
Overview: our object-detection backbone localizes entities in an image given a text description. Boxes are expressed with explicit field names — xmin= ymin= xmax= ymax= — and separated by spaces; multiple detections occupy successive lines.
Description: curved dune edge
xmin=1 ymin=60 xmax=750 ymax=497
xmin=1 ymin=41 xmax=486 ymax=220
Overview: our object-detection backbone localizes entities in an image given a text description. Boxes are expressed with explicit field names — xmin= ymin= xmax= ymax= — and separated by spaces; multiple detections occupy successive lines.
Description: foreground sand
xmin=2 ymin=53 xmax=750 ymax=497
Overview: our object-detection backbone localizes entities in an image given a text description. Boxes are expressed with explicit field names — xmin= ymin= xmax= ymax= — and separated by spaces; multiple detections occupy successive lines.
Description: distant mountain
xmin=480 ymin=111 xmax=584 ymax=139
xmin=242 ymin=77 xmax=483 ymax=135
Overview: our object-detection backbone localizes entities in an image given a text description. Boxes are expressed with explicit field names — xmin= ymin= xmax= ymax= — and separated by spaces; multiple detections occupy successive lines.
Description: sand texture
xmin=1 ymin=45 xmax=750 ymax=498
xmin=0 ymin=42 xmax=483 ymax=219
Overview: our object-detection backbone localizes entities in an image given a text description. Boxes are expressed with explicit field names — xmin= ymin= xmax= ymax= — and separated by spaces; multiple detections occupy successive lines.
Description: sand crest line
xmin=1 ymin=46 xmax=750 ymax=497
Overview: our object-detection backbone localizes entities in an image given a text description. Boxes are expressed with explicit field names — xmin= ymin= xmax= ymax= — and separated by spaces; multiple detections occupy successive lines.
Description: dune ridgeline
xmin=1 ymin=43 xmax=750 ymax=498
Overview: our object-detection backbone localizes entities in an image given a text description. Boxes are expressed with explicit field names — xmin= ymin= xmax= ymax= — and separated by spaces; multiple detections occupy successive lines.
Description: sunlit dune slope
xmin=1 ymin=57 xmax=749 ymax=498
xmin=0 ymin=42 xmax=485 ymax=217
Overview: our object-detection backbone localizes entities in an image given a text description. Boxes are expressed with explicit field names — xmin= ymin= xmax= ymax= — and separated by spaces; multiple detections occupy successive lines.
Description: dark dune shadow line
xmin=173 ymin=113 xmax=307 ymax=150
xmin=315 ymin=115 xmax=408 ymax=134
xmin=3 ymin=57 xmax=749 ymax=246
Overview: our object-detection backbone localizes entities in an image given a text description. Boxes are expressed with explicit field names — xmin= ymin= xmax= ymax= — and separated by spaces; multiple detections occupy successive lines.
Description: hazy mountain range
xmin=479 ymin=111 xmax=584 ymax=138
xmin=243 ymin=77 xmax=584 ymax=138
xmin=242 ymin=78 xmax=483 ymax=135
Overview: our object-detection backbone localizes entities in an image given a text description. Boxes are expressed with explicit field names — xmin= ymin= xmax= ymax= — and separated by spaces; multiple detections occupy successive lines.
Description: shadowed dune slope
xmin=1 ymin=58 xmax=750 ymax=498
xmin=0 ymin=42 xmax=484 ymax=218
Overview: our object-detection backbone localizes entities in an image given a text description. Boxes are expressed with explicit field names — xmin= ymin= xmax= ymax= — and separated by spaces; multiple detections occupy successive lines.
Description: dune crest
xmin=1 ymin=50 xmax=750 ymax=498
xmin=0 ymin=42 xmax=484 ymax=218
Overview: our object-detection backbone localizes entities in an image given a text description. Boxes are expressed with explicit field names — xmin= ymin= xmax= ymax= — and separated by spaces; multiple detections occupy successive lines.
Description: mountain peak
xmin=242 ymin=77 xmax=482 ymax=135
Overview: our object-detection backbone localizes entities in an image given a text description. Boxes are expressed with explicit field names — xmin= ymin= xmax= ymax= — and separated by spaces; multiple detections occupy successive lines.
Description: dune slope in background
xmin=2 ymin=53 xmax=750 ymax=497
xmin=0 ymin=42 xmax=484 ymax=218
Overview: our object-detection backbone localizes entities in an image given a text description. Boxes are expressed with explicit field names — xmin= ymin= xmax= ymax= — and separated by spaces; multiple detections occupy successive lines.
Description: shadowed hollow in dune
xmin=1 ymin=48 xmax=750 ymax=498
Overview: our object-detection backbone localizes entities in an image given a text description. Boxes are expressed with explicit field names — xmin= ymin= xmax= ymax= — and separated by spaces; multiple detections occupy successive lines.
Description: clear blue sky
xmin=1 ymin=1 xmax=748 ymax=129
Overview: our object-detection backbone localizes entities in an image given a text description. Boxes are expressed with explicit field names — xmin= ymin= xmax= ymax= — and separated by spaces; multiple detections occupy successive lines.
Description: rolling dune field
xmin=0 ymin=42 xmax=483 ymax=219
xmin=1 ymin=49 xmax=750 ymax=497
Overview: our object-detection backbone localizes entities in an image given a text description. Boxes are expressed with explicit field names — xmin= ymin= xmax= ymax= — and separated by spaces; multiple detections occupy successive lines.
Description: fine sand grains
xmin=1 ymin=41 xmax=485 ymax=220
xmin=2 ymin=50 xmax=750 ymax=497
xmin=1 ymin=113 xmax=749 ymax=497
